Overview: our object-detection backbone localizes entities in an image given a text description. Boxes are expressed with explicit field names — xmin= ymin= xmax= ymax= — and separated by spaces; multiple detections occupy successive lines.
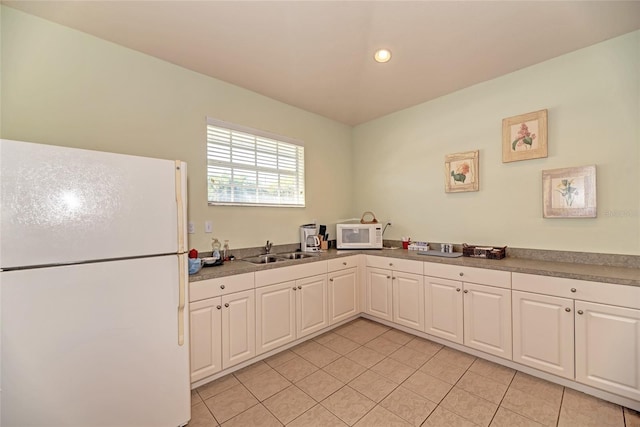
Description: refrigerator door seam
xmin=1 ymin=253 xmax=179 ymax=271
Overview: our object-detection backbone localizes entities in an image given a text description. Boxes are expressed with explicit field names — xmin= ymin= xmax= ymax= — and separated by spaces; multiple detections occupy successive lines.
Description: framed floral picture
xmin=543 ymin=165 xmax=596 ymax=218
xmin=444 ymin=150 xmax=479 ymax=193
xmin=502 ymin=109 xmax=548 ymax=163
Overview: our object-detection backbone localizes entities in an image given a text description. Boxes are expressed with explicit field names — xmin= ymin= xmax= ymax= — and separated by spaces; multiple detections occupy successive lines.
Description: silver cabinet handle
xmin=571 ymin=288 xmax=577 ymax=293
xmin=456 ymin=288 xmax=461 ymax=292
xmin=216 ymin=305 xmax=222 ymax=310
xmin=577 ymin=310 xmax=584 ymax=315
xmin=298 ymin=286 xmax=302 ymax=290
xmin=463 ymin=289 xmax=469 ymax=293
xmin=565 ymin=307 xmax=571 ymax=312
xmin=224 ymin=303 xmax=229 ymax=308
xmin=220 ymin=284 xmax=225 ymax=289
xmin=459 ymin=272 xmax=464 ymax=277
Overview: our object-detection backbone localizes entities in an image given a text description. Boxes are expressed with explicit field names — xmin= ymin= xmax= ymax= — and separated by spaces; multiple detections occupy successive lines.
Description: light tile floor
xmin=188 ymin=318 xmax=640 ymax=427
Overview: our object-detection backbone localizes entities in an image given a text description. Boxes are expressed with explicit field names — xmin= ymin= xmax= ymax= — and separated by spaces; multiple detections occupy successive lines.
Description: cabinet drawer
xmin=513 ymin=273 xmax=640 ymax=309
xmin=366 ymin=255 xmax=423 ymax=274
xmin=328 ymin=255 xmax=360 ymax=272
xmin=190 ymin=272 xmax=255 ymax=302
xmin=255 ymin=261 xmax=328 ymax=288
xmin=424 ymin=263 xmax=511 ymax=289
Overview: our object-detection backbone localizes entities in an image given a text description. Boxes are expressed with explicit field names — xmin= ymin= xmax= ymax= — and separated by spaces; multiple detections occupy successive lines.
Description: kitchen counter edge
xmin=189 ymin=249 xmax=640 ymax=287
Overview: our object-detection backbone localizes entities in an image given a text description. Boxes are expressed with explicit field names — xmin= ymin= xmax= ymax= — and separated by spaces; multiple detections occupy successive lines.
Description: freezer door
xmin=1 ymin=255 xmax=190 ymax=427
xmin=0 ymin=139 xmax=186 ymax=268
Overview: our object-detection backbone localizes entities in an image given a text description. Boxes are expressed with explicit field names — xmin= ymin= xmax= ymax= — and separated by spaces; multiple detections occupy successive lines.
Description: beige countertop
xmin=189 ymin=248 xmax=640 ymax=287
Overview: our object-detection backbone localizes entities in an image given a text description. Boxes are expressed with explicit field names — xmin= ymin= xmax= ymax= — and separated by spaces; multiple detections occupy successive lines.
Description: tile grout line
xmin=309 ymin=323 xmax=398 ymax=425
xmin=427 ymin=349 xmax=479 ymax=426
xmin=279 ymin=323 xmax=385 ymax=426
xmin=364 ymin=336 xmax=449 ymax=426
xmin=320 ymin=325 xmax=390 ymax=426
xmin=485 ymin=367 xmax=517 ymax=427
xmin=195 ymin=389 xmax=222 ymax=426
xmin=556 ymin=387 xmax=566 ymax=427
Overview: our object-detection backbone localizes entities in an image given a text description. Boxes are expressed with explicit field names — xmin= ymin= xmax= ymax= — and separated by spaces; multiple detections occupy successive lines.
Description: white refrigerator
xmin=0 ymin=139 xmax=190 ymax=427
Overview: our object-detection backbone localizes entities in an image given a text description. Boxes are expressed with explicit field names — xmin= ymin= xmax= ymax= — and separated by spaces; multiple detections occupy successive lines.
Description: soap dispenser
xmin=211 ymin=237 xmax=221 ymax=260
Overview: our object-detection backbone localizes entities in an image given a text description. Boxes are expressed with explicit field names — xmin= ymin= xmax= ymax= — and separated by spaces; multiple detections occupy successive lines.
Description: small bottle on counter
xmin=223 ymin=240 xmax=230 ymax=261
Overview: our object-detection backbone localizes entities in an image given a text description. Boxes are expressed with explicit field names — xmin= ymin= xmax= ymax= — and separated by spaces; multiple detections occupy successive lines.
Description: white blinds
xmin=206 ymin=119 xmax=305 ymax=206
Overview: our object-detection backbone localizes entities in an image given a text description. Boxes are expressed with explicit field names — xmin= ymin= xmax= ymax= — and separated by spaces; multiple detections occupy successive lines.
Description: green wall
xmin=3 ymin=6 xmax=639 ymax=255
xmin=353 ymin=31 xmax=640 ymax=255
xmin=1 ymin=6 xmax=354 ymax=251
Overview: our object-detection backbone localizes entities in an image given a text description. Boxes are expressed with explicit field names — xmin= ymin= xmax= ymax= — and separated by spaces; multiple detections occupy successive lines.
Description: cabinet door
xmin=221 ymin=290 xmax=255 ymax=368
xmin=255 ymin=281 xmax=296 ymax=355
xmin=575 ymin=301 xmax=640 ymax=401
xmin=190 ymin=297 xmax=222 ymax=382
xmin=392 ymin=272 xmax=424 ymax=331
xmin=328 ymin=267 xmax=358 ymax=324
xmin=512 ymin=291 xmax=574 ymax=379
xmin=366 ymin=267 xmax=393 ymax=321
xmin=424 ymin=276 xmax=463 ymax=344
xmin=296 ymin=274 xmax=329 ymax=338
xmin=463 ymin=283 xmax=512 ymax=359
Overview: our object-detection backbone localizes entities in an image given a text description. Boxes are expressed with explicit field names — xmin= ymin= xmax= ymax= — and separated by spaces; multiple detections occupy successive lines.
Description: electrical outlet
xmin=188 ymin=222 xmax=195 ymax=234
xmin=204 ymin=221 xmax=213 ymax=233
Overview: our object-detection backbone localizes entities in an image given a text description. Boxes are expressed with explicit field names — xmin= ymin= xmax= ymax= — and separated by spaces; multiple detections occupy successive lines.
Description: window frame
xmin=206 ymin=117 xmax=306 ymax=207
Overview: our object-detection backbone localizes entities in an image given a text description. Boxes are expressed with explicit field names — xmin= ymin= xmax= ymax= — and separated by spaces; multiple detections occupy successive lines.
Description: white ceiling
xmin=4 ymin=1 xmax=640 ymax=126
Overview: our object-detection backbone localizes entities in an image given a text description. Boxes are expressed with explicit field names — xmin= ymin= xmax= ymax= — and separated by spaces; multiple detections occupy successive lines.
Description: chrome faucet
xmin=264 ymin=240 xmax=273 ymax=254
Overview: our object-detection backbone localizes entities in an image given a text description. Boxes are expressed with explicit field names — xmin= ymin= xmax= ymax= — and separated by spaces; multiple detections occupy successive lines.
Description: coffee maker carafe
xmin=300 ymin=224 xmax=320 ymax=252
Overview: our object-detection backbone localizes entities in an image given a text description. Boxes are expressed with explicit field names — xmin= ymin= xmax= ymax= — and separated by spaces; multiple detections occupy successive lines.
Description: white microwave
xmin=336 ymin=223 xmax=383 ymax=249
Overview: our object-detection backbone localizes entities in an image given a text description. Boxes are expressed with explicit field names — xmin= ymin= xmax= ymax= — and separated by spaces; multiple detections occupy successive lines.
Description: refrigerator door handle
xmin=174 ymin=160 xmax=186 ymax=254
xmin=178 ymin=254 xmax=186 ymax=346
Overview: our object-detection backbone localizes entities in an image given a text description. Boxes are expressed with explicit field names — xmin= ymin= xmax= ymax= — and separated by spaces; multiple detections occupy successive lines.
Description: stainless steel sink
xmin=242 ymin=255 xmax=286 ymax=264
xmin=242 ymin=252 xmax=319 ymax=264
xmin=275 ymin=252 xmax=320 ymax=260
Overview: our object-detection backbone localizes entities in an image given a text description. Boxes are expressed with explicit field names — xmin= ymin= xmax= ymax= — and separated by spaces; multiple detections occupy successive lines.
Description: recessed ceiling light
xmin=374 ymin=49 xmax=392 ymax=63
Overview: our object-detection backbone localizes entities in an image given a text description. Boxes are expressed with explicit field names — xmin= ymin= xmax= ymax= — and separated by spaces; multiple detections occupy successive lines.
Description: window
xmin=206 ymin=118 xmax=305 ymax=206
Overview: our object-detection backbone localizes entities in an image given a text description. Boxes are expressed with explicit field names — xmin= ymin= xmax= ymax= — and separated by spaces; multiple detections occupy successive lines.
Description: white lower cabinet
xmin=366 ymin=256 xmax=424 ymax=324
xmin=512 ymin=291 xmax=574 ymax=379
xmin=255 ymin=274 xmax=328 ymax=355
xmin=392 ymin=272 xmax=424 ymax=331
xmin=365 ymin=267 xmax=393 ymax=321
xmin=189 ymin=289 xmax=255 ymax=383
xmin=190 ymin=258 xmax=640 ymax=410
xmin=513 ymin=272 xmax=640 ymax=402
xmin=463 ymin=282 xmax=512 ymax=360
xmin=575 ymin=300 xmax=640 ymax=401
xmin=222 ymin=290 xmax=256 ymax=368
xmin=424 ymin=276 xmax=464 ymax=344
xmin=424 ymin=275 xmax=511 ymax=359
xmin=255 ymin=281 xmax=296 ymax=355
xmin=297 ymin=274 xmax=330 ymax=337
xmin=190 ymin=297 xmax=222 ymax=382
xmin=328 ymin=267 xmax=359 ymax=324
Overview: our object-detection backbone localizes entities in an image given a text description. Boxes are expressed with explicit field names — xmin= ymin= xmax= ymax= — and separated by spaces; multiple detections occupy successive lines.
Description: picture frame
xmin=444 ymin=150 xmax=479 ymax=193
xmin=542 ymin=165 xmax=596 ymax=218
xmin=502 ymin=109 xmax=548 ymax=163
